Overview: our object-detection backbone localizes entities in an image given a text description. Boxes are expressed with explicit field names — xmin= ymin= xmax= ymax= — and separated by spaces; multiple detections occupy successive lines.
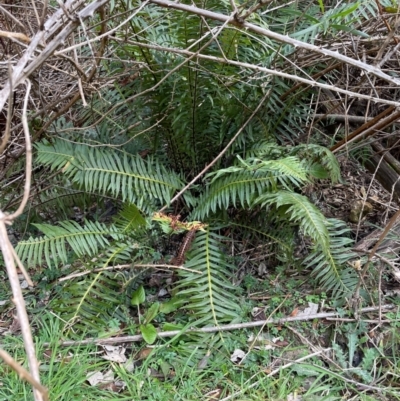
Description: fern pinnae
xmin=306 ymin=219 xmax=357 ymax=296
xmin=254 ymin=193 xmax=356 ymax=296
xmin=36 ymin=140 xmax=187 ymax=211
xmin=65 ymin=243 xmax=126 ymax=330
xmin=193 ymin=156 xmax=309 ymax=220
xmin=176 ymin=229 xmax=240 ymax=325
xmin=227 ymin=220 xmax=293 ymax=252
xmin=255 ymin=191 xmax=329 ymax=247
xmin=16 ymin=220 xmax=115 ymax=269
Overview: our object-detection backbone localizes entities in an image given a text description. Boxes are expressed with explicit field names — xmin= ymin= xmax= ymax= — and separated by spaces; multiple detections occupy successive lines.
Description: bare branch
xmin=0 ymin=349 xmax=49 ymax=401
xmin=0 ymin=0 xmax=109 ymax=111
xmin=43 ymin=304 xmax=395 ymax=347
xmin=115 ymin=38 xmax=400 ymax=108
xmin=148 ymin=0 xmax=400 ymax=86
xmin=0 ymin=63 xmax=13 ymax=155
xmin=6 ymin=80 xmax=32 ymax=220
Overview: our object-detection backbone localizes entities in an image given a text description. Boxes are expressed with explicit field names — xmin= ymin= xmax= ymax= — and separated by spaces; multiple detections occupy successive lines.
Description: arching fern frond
xmin=52 ymin=271 xmax=124 ymax=334
xmin=16 ymin=220 xmax=119 ymax=269
xmin=255 ymin=192 xmax=356 ymax=296
xmin=289 ymin=144 xmax=341 ymax=183
xmin=113 ymin=203 xmax=147 ymax=235
xmin=35 ymin=140 xmax=193 ymax=212
xmin=256 ymin=191 xmax=329 ymax=247
xmin=193 ymin=156 xmax=309 ymax=220
xmin=305 ymin=218 xmax=357 ymax=297
xmin=175 ymin=229 xmax=241 ymax=325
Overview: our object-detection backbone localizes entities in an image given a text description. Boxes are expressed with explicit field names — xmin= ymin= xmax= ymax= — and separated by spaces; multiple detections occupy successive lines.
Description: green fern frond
xmin=16 ymin=220 xmax=118 ymax=269
xmin=175 ymin=229 xmax=240 ymax=325
xmin=113 ymin=203 xmax=147 ymax=234
xmin=243 ymin=141 xmax=285 ymax=159
xmin=256 ymin=192 xmax=357 ymax=296
xmin=228 ymin=219 xmax=293 ymax=252
xmin=53 ymin=271 xmax=123 ymax=333
xmin=193 ymin=156 xmax=308 ymax=219
xmin=35 ymin=140 xmax=192 ymax=211
xmin=255 ymin=191 xmax=329 ymax=248
xmin=290 ymin=144 xmax=341 ymax=183
xmin=305 ymin=219 xmax=357 ymax=297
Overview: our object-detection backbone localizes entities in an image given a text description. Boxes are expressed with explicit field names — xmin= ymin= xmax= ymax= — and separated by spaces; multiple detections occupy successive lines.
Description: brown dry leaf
xmin=98 ymin=380 xmax=125 ymax=392
xmin=230 ymin=349 xmax=245 ymax=363
xmin=248 ymin=333 xmax=278 ymax=350
xmin=274 ymin=340 xmax=289 ymax=347
xmin=147 ymin=367 xmax=167 ymax=379
xmin=197 ymin=350 xmax=211 ymax=370
xmin=352 ymin=260 xmax=362 ymax=271
xmin=9 ymin=315 xmax=21 ymax=334
xmin=136 ymin=347 xmax=153 ymax=360
xmin=290 ymin=308 xmax=299 ymax=317
xmin=43 ymin=349 xmax=53 ymax=360
xmin=87 ymin=370 xmax=114 ymax=386
xmin=297 ymin=302 xmax=319 ymax=317
xmin=287 ymin=393 xmax=302 ymax=401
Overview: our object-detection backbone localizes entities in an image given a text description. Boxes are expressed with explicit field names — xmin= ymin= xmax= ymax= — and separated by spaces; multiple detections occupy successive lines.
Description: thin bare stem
xmin=42 ymin=304 xmax=395 ymax=347
xmin=0 ymin=349 xmax=48 ymax=401
xmin=7 ymin=80 xmax=32 ymax=220
xmin=159 ymin=88 xmax=271 ymax=211
xmin=58 ymin=263 xmax=202 ymax=282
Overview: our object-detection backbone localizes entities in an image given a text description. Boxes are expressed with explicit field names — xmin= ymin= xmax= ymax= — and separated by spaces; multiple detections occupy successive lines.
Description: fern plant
xmin=10 ymin=0 xmax=366 ymax=336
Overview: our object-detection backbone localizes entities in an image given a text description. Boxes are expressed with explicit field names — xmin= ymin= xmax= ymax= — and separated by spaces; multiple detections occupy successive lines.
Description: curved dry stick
xmin=0 ymin=80 xmax=45 ymax=401
xmin=0 ymin=63 xmax=13 ymax=155
xmin=0 ymin=349 xmax=48 ymax=401
xmin=7 ymin=80 xmax=32 ymax=220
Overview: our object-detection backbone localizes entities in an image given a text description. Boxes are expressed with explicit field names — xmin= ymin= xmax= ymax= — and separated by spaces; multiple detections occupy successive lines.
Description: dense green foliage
xmin=11 ymin=0 xmax=384 ymax=336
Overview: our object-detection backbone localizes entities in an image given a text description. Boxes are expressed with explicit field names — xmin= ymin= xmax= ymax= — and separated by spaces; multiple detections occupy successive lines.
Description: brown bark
xmin=364 ymin=151 xmax=400 ymax=200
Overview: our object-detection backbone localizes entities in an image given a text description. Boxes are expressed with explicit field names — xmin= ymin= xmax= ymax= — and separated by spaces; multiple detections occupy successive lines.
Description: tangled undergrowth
xmin=1 ymin=0 xmax=400 ymax=400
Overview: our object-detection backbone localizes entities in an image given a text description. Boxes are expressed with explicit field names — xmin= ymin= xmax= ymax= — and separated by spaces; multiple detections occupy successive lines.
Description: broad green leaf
xmin=140 ymin=323 xmax=158 ymax=344
xmin=331 ymin=24 xmax=369 ymax=38
xmin=163 ymin=323 xmax=184 ymax=331
xmin=159 ymin=297 xmax=182 ymax=314
xmin=131 ymin=286 xmax=145 ymax=306
xmin=144 ymin=302 xmax=160 ymax=324
xmin=331 ymin=2 xmax=359 ymax=18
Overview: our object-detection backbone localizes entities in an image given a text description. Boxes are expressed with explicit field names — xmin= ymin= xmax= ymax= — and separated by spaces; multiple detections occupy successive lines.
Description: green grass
xmin=1 ymin=311 xmax=400 ymax=401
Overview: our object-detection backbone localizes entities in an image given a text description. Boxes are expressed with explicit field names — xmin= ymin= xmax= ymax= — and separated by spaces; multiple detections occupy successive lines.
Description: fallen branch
xmin=43 ymin=304 xmax=395 ymax=347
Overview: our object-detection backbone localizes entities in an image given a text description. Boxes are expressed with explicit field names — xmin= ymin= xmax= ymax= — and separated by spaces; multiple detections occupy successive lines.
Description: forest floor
xmin=0 ymin=158 xmax=400 ymax=401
